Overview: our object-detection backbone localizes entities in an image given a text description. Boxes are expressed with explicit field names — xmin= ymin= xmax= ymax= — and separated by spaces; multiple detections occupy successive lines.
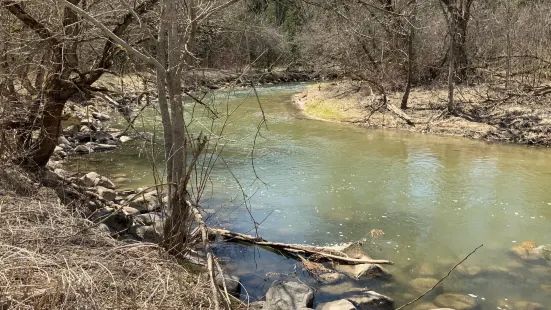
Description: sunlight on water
xmin=67 ymin=84 xmax=551 ymax=308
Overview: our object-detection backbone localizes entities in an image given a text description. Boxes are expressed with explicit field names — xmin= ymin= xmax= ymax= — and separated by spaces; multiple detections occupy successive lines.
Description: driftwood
xmin=208 ymin=228 xmax=394 ymax=265
xmin=386 ymin=102 xmax=415 ymax=126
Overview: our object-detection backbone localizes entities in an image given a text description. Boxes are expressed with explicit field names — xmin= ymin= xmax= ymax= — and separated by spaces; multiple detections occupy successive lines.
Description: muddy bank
xmin=293 ymin=81 xmax=551 ymax=147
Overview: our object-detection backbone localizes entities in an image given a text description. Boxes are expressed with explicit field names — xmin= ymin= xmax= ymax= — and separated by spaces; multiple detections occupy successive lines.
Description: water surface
xmin=67 ymin=84 xmax=551 ymax=308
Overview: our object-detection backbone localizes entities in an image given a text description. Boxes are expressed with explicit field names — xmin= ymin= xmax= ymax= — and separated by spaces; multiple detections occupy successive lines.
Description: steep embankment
xmin=0 ymin=167 xmax=214 ymax=309
xmin=294 ymin=82 xmax=551 ymax=146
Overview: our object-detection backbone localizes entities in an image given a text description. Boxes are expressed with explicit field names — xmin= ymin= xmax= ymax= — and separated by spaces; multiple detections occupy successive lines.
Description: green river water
xmin=67 ymin=84 xmax=551 ymax=308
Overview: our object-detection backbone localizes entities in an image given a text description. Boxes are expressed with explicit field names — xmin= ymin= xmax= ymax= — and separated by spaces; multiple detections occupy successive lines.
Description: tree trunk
xmin=447 ymin=12 xmax=456 ymax=114
xmin=401 ymin=1 xmax=416 ymax=110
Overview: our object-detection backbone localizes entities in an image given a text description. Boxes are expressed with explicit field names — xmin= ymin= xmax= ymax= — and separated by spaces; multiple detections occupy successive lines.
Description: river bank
xmin=293 ymin=81 xmax=551 ymax=147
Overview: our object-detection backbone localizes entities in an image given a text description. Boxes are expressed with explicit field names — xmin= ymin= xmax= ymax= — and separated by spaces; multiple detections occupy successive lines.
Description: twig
xmin=395 ymin=244 xmax=484 ymax=310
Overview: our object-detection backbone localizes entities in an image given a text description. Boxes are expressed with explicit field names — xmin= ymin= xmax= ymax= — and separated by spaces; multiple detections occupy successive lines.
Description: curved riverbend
xmin=67 ymin=84 xmax=551 ymax=308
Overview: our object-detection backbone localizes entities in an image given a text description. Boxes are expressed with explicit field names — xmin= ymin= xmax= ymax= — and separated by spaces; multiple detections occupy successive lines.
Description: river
xmin=67 ymin=84 xmax=551 ymax=309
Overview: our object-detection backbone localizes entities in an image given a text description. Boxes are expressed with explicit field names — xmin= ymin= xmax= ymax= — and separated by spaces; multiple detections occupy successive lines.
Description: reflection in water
xmin=66 ymin=84 xmax=551 ymax=308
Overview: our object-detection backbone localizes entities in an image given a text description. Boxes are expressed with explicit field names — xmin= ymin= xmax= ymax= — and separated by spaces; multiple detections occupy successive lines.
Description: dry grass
xmin=0 ymin=168 xmax=215 ymax=309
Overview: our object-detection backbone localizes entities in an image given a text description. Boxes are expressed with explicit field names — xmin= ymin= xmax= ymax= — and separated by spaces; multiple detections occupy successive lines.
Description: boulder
xmin=249 ymin=301 xmax=267 ymax=309
xmin=92 ymin=111 xmax=110 ymax=121
xmin=433 ymin=293 xmax=478 ymax=310
xmin=81 ymin=172 xmax=100 ymax=187
xmin=408 ymin=278 xmax=442 ymax=295
xmin=53 ymin=168 xmax=69 ymax=179
xmin=134 ymin=212 xmax=163 ymax=225
xmin=215 ymin=272 xmax=240 ymax=296
xmin=417 ymin=263 xmax=436 ymax=277
xmin=93 ymin=144 xmax=117 ymax=152
xmin=128 ymin=223 xmax=163 ymax=242
xmin=97 ymin=176 xmax=116 ymax=189
xmin=411 ymin=303 xmax=438 ymax=310
xmin=346 ymin=290 xmax=393 ymax=310
xmin=265 ymin=280 xmax=314 ymax=310
xmin=318 ymin=272 xmax=345 ymax=284
xmin=316 ymin=299 xmax=357 ymax=310
xmin=510 ymin=241 xmax=547 ymax=264
xmin=74 ymin=145 xmax=93 ymax=154
xmin=334 ymin=263 xmax=390 ymax=279
xmin=58 ymin=135 xmax=72 ymax=146
xmin=514 ymin=301 xmax=544 ymax=310
xmin=455 ymin=265 xmax=481 ymax=277
xmin=54 ymin=146 xmax=64 ymax=153
xmin=122 ymin=206 xmax=140 ymax=216
xmin=119 ymin=136 xmax=133 ymax=143
xmin=535 ymin=244 xmax=551 ymax=261
xmin=97 ymin=186 xmax=116 ymax=202
xmin=129 ymin=194 xmax=161 ymax=212
xmin=90 ymin=208 xmax=131 ymax=233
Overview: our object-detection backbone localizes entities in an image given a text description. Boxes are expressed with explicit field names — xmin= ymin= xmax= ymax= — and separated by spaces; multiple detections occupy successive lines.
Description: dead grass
xmin=295 ymin=81 xmax=551 ymax=146
xmin=0 ymin=168 xmax=215 ymax=309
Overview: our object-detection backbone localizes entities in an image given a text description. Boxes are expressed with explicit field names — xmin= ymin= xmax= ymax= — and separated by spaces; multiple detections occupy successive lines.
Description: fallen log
xmin=208 ymin=228 xmax=394 ymax=265
xmin=386 ymin=102 xmax=415 ymax=126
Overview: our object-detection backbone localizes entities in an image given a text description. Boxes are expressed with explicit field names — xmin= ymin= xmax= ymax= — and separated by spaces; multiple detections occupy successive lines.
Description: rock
xmin=455 ymin=265 xmax=481 ymax=277
xmin=86 ymin=199 xmax=103 ymax=211
xmin=58 ymin=135 xmax=71 ymax=146
xmin=346 ymin=290 xmax=393 ymax=310
xmin=92 ymin=111 xmax=110 ymax=121
xmin=316 ymin=299 xmax=357 ymax=310
xmin=541 ymin=284 xmax=551 ymax=294
xmin=119 ymin=136 xmax=133 ymax=143
xmin=334 ymin=263 xmax=391 ymax=279
xmin=408 ymin=278 xmax=442 ymax=295
xmin=411 ymin=303 xmax=438 ymax=310
xmin=134 ymin=212 xmax=163 ymax=225
xmin=81 ymin=172 xmax=100 ymax=187
xmin=96 ymin=186 xmax=116 ymax=202
xmin=90 ymin=208 xmax=131 ymax=232
xmin=433 ymin=293 xmax=478 ymax=310
xmin=80 ymin=125 xmax=91 ymax=132
xmin=93 ymin=144 xmax=117 ymax=151
xmin=98 ymin=223 xmax=113 ymax=234
xmin=510 ymin=241 xmax=546 ymax=264
xmin=129 ymin=195 xmax=161 ymax=212
xmin=128 ymin=223 xmax=163 ymax=242
xmin=122 ymin=206 xmax=140 ymax=216
xmin=54 ymin=146 xmax=64 ymax=153
xmin=318 ymin=272 xmax=345 ymax=284
xmin=417 ymin=263 xmax=436 ymax=277
xmin=514 ymin=301 xmax=544 ymax=310
xmin=97 ymin=176 xmax=116 ymax=189
xmin=249 ymin=301 xmax=267 ymax=309
xmin=265 ymin=280 xmax=314 ymax=310
xmin=215 ymin=272 xmax=240 ymax=296
xmin=535 ymin=244 xmax=551 ymax=261
xmin=54 ymin=168 xmax=69 ymax=179
xmin=74 ymin=144 xmax=93 ymax=154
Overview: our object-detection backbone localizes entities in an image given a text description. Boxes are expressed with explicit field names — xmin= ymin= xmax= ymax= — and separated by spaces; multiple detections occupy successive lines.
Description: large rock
xmin=119 ymin=136 xmax=133 ymax=143
xmin=316 ymin=299 xmax=357 ymax=310
xmin=215 ymin=272 xmax=240 ymax=296
xmin=97 ymin=176 xmax=116 ymax=189
xmin=134 ymin=212 xmax=163 ymax=225
xmin=96 ymin=186 xmax=116 ymax=202
xmin=128 ymin=223 xmax=163 ymax=242
xmin=318 ymin=272 xmax=345 ymax=284
xmin=92 ymin=111 xmax=111 ymax=121
xmin=334 ymin=263 xmax=390 ymax=279
xmin=408 ymin=278 xmax=443 ymax=295
xmin=129 ymin=193 xmax=161 ymax=212
xmin=514 ymin=301 xmax=544 ymax=310
xmin=74 ymin=144 xmax=93 ymax=154
xmin=411 ymin=303 xmax=438 ymax=310
xmin=93 ymin=144 xmax=117 ymax=152
xmin=346 ymin=290 xmax=393 ymax=310
xmin=433 ymin=293 xmax=478 ymax=310
xmin=90 ymin=208 xmax=131 ymax=233
xmin=249 ymin=301 xmax=267 ymax=309
xmin=81 ymin=172 xmax=100 ymax=187
xmin=510 ymin=241 xmax=547 ymax=264
xmin=265 ymin=280 xmax=314 ymax=310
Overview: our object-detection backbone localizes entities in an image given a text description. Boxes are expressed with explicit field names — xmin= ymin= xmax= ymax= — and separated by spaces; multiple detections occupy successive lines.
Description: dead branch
xmin=208 ymin=228 xmax=394 ymax=265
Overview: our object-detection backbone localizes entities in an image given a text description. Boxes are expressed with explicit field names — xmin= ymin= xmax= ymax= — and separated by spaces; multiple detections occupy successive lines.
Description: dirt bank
xmin=293 ymin=81 xmax=551 ymax=146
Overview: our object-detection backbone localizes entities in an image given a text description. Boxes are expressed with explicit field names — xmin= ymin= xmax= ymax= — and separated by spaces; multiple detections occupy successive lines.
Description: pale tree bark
xmin=447 ymin=7 xmax=456 ymax=114
xmin=401 ymin=0 xmax=416 ymax=110
xmin=440 ymin=0 xmax=474 ymax=80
